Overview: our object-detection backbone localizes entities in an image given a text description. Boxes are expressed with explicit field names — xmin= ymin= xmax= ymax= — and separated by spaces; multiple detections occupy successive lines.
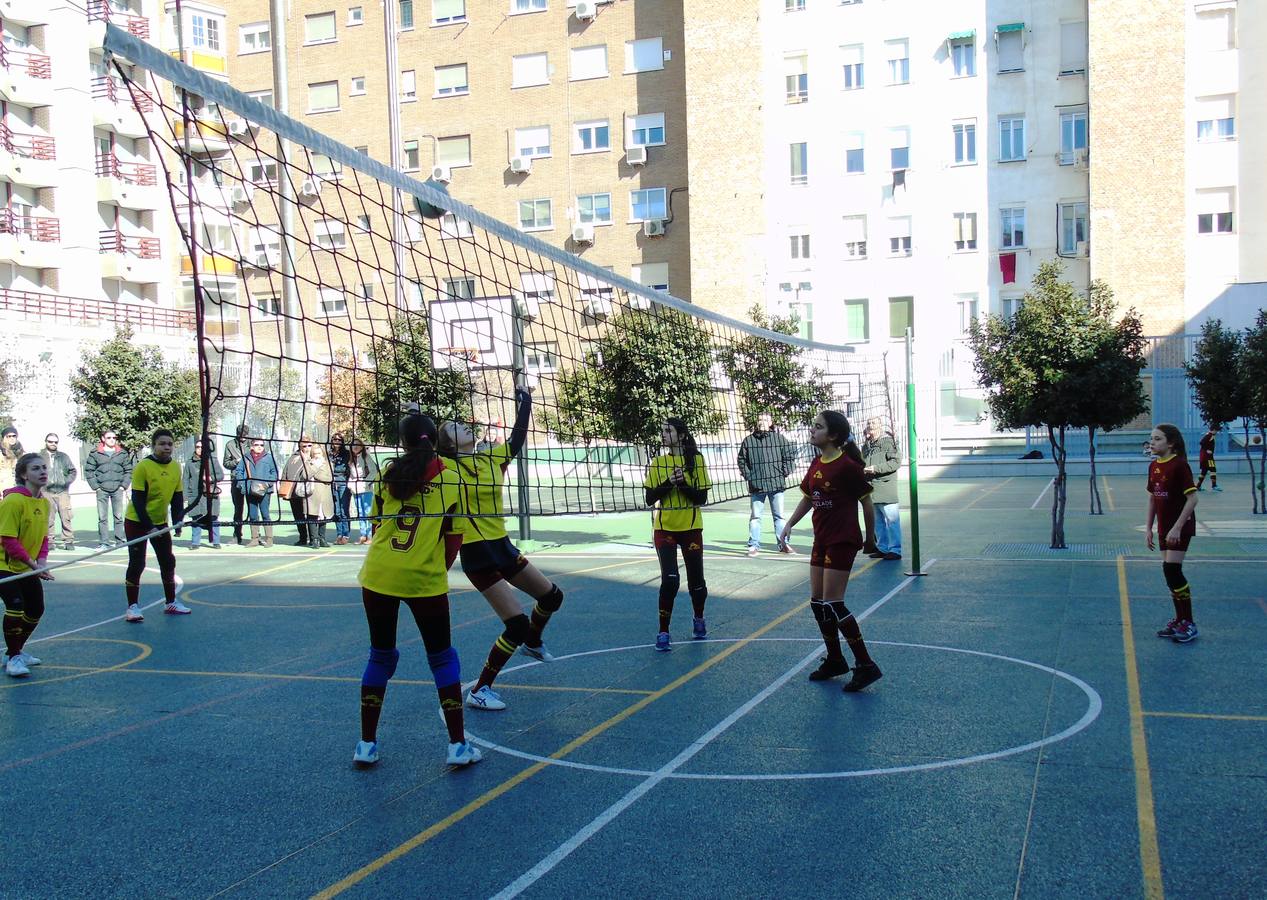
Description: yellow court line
xmin=1117 ymin=556 xmax=1165 ymax=900
xmin=0 ymin=638 xmax=152 ymax=691
xmin=961 ymin=476 xmax=1014 ymax=510
xmin=312 ymin=556 xmax=880 ymax=899
xmin=184 ymin=551 xmax=336 ymax=599
xmin=1102 ymin=475 xmax=1117 ymax=512
xmin=1143 ymin=710 xmax=1267 ymax=723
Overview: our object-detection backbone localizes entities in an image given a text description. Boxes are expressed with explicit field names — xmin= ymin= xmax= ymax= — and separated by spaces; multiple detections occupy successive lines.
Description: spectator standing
xmin=39 ymin=433 xmax=77 ymax=550
xmin=281 ymin=439 xmax=313 ymax=546
xmin=234 ymin=437 xmax=277 ymax=547
xmin=861 ymin=417 xmax=902 ymax=561
xmin=183 ymin=437 xmax=225 ymax=549
xmin=84 ymin=429 xmax=132 ymax=549
xmin=346 ymin=437 xmax=380 ymax=544
xmin=737 ymin=413 xmax=798 ymax=557
xmin=223 ymin=424 xmax=250 ymax=545
xmin=0 ymin=426 xmax=23 ymax=487
xmin=329 ymin=433 xmax=351 ymax=544
xmin=302 ymin=443 xmax=334 ymax=548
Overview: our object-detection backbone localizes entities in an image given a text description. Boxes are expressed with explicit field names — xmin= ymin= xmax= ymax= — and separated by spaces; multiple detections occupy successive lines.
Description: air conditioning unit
xmin=1074 ymin=148 xmax=1089 ymax=171
xmin=509 ymin=155 xmax=532 ymax=174
xmin=430 ymin=164 xmax=452 ymax=184
xmin=1075 ymin=240 xmax=1089 ymax=258
xmin=628 ymin=292 xmax=652 ymax=310
xmin=572 ymin=222 xmax=595 ymax=244
xmin=514 ymin=295 xmax=541 ymax=321
xmin=642 ymin=219 xmax=666 ymax=237
xmin=575 ymin=1 xmax=598 ymax=20
xmin=250 ymin=251 xmax=273 ymax=268
xmin=229 ymin=184 xmax=251 ymax=205
xmin=626 ymin=145 xmax=648 ymax=166
xmin=227 ymin=119 xmax=251 ymax=136
xmin=299 ymin=177 xmax=320 ymax=198
xmin=583 ymin=296 xmax=613 ymax=320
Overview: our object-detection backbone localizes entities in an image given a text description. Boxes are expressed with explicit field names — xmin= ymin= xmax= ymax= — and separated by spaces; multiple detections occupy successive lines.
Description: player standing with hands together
xmin=1 ymin=453 xmax=54 ymax=677
xmin=122 ymin=430 xmax=189 ymax=622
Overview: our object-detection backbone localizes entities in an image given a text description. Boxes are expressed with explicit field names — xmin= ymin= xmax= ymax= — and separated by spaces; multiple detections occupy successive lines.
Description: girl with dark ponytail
xmin=644 ymin=417 xmax=712 ymax=652
xmin=353 ymin=413 xmax=482 ymax=768
xmin=780 ymin=410 xmax=884 ymax=692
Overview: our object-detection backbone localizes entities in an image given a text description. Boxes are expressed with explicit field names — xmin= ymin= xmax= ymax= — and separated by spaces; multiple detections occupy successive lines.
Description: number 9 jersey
xmin=358 ymin=459 xmax=463 ymax=598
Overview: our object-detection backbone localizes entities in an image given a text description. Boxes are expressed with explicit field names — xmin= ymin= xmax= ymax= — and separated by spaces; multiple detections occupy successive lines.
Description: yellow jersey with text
xmin=0 ymin=488 xmax=49 ymax=574
xmin=645 ymin=453 xmax=711 ymax=532
xmin=451 ymin=444 xmax=513 ymax=544
xmin=358 ymin=459 xmax=462 ymax=598
xmin=124 ymin=457 xmax=181 ymax=525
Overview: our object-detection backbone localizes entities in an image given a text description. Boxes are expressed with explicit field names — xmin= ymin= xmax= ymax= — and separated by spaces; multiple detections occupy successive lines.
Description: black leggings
xmin=656 ymin=542 xmax=706 ymax=600
xmin=362 ymin=589 xmax=453 ymax=655
xmin=230 ymin=485 xmax=245 ymax=540
xmin=124 ymin=521 xmax=176 ymax=588
xmin=1 ymin=575 xmax=44 ymax=619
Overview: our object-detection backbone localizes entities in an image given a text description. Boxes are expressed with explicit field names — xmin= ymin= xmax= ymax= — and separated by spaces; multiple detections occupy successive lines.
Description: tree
xmin=362 ymin=314 xmax=472 ymax=444
xmin=317 ymin=350 xmax=375 ymax=439
xmin=541 ymin=355 xmax=612 ymax=446
xmin=69 ymin=327 xmax=201 ymax=454
xmin=0 ymin=337 xmax=35 ymax=433
xmin=968 ymin=263 xmax=1147 ymax=548
xmin=717 ymin=305 xmax=836 ymax=429
xmin=1185 ymin=318 xmax=1254 ymax=510
xmin=1239 ymin=310 xmax=1267 ymax=514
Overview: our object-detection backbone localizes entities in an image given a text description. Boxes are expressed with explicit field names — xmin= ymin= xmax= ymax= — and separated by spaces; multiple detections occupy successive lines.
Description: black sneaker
xmin=842 ymin=662 xmax=883 ymax=692
xmin=808 ymin=656 xmax=850 ymax=681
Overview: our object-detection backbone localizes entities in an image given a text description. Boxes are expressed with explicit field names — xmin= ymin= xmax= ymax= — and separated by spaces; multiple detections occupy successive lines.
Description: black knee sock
xmin=527 ymin=585 xmax=563 ymax=647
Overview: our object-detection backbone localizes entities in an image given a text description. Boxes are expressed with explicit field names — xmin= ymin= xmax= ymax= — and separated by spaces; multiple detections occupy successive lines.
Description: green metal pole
xmin=513 ymin=304 xmax=531 ymax=541
xmin=905 ymin=327 xmax=925 ymax=576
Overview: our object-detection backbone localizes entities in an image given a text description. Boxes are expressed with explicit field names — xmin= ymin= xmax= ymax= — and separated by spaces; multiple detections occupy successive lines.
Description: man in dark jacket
xmin=737 ymin=412 xmax=799 ymax=556
xmin=84 ymin=429 xmax=133 ymax=549
xmin=39 ymin=433 xmax=78 ymax=550
xmin=223 ymin=424 xmax=250 ymax=545
xmin=862 ymin=417 xmax=902 ymax=560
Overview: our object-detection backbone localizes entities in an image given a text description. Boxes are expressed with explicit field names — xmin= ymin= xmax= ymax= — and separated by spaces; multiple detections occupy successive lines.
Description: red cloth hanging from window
xmin=999 ymin=252 xmax=1017 ymax=284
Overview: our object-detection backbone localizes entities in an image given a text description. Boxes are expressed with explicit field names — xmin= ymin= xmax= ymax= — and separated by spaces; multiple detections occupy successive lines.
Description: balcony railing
xmin=0 ymin=288 xmax=194 ymax=334
xmin=0 ymin=124 xmax=55 ymax=160
xmin=86 ymin=0 xmax=151 ymax=39
xmin=0 ymin=209 xmax=60 ymax=242
xmin=96 ymin=152 xmax=158 ymax=186
xmin=99 ymin=229 xmax=160 ymax=258
xmin=0 ymin=45 xmax=52 ymax=79
xmin=91 ymin=74 xmax=153 ymax=113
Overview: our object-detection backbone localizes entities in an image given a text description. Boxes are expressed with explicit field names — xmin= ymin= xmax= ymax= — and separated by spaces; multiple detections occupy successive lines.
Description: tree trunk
xmin=1088 ymin=427 xmax=1103 ymax=515
xmin=1048 ymin=424 xmax=1068 ymax=549
xmin=1245 ymin=421 xmax=1260 ymax=515
xmin=1258 ymin=425 xmax=1266 ymax=515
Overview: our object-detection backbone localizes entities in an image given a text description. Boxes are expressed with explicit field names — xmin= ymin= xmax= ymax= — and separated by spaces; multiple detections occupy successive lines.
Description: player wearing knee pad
xmin=1147 ymin=425 xmax=1199 ymax=644
xmin=1 ymin=452 xmax=52 ymax=678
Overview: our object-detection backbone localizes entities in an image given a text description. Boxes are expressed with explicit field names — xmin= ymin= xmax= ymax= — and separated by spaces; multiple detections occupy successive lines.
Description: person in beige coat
xmin=282 ymin=438 xmax=334 ymax=548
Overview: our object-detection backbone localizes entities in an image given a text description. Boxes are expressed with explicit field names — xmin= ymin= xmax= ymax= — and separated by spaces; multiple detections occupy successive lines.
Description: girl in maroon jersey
xmin=1146 ymin=424 xmax=1200 ymax=643
xmin=780 ymin=410 xmax=882 ymax=691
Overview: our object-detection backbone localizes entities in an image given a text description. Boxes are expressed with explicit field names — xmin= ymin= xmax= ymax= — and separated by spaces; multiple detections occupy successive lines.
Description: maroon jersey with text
xmin=1147 ymin=455 xmax=1197 ymax=537
xmin=1198 ymin=432 xmax=1215 ymax=463
xmin=800 ymin=452 xmax=872 ymax=548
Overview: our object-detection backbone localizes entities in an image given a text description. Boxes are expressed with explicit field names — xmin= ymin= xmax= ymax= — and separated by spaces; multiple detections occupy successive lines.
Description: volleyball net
xmin=104 ymin=25 xmax=896 ymax=521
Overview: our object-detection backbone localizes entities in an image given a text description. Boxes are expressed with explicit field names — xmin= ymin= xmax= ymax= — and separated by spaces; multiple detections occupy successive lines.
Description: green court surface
xmin=2 ymin=473 xmax=1263 ymax=898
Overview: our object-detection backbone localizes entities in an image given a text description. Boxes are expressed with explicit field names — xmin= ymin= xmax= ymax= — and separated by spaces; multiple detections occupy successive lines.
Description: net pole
xmin=269 ymin=0 xmax=299 ymax=353
xmin=512 ymin=304 xmax=531 ymax=540
xmin=904 ymin=327 xmax=926 ymax=576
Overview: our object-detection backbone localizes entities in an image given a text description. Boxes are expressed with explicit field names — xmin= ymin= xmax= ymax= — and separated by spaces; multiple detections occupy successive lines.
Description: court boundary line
xmin=1030 ymin=478 xmax=1055 ymax=510
xmin=1143 ymin=710 xmax=1267 ymax=723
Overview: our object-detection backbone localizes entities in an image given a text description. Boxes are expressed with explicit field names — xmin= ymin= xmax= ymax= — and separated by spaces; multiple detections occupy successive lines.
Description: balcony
xmin=87 ymin=0 xmax=150 ymax=39
xmin=171 ymin=116 xmax=232 ymax=154
xmin=1 ymin=0 xmax=51 ymax=25
xmin=96 ymin=152 xmax=164 ymax=209
xmin=99 ymin=228 xmax=165 ymax=283
xmin=0 ymin=208 xmax=61 ymax=268
xmin=0 ymin=124 xmax=56 ymax=186
xmin=91 ymin=74 xmax=152 ymax=138
xmin=0 ymin=45 xmax=54 ymax=106
xmin=0 ymin=288 xmax=194 ymax=334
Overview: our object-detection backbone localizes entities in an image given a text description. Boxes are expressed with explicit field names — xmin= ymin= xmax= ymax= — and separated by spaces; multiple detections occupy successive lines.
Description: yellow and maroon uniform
xmin=1148 ymin=454 xmax=1197 ymax=551
xmin=801 ymin=451 xmax=872 ymax=571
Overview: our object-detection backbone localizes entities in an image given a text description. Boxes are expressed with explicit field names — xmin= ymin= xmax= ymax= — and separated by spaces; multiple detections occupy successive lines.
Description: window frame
xmin=434 ymin=63 xmax=470 ymax=97
xmin=1000 ymin=206 xmax=1026 ymax=248
xmin=518 ymin=198 xmax=554 ymax=232
xmin=303 ymin=11 xmax=337 ymax=45
xmin=888 ymin=296 xmax=914 ymax=340
xmin=999 ymin=116 xmax=1025 ymax=162
xmin=347 ymin=6 xmax=364 ymax=25
xmin=1058 ymin=201 xmax=1089 ymax=255
xmin=511 ymin=0 xmax=547 ymax=13
xmin=997 ymin=28 xmax=1024 ymax=73
xmin=1059 ymin=109 xmax=1088 ymax=163
xmin=625 ymin=37 xmax=664 ymax=74
xmin=843 ymin=298 xmax=869 ymax=342
xmin=953 ymin=120 xmax=976 ymax=165
xmin=953 ymin=211 xmax=978 ymax=252
xmin=841 ymin=43 xmax=864 ymax=90
xmin=350 ymin=75 xmax=367 ymax=96
xmin=573 ymin=119 xmax=611 ymax=154
xmin=316 ymin=286 xmax=348 ymax=316
xmin=629 ymin=187 xmax=667 ymax=222
xmin=238 ymin=21 xmax=271 ymax=55
xmin=885 ymin=38 xmax=910 ymax=85
xmin=512 ymin=52 xmax=550 ymax=88
xmin=314 ymin=218 xmax=348 ymax=250
xmin=514 ymin=124 xmax=551 ymax=159
xmin=789 ymin=141 xmax=809 ymax=186
xmin=523 ymin=341 xmax=560 ymax=375
xmin=436 ymin=134 xmax=472 ymax=168
xmin=842 ymin=214 xmax=867 ymax=260
xmin=432 ymin=0 xmax=467 ymax=25
xmin=627 ymin=112 xmax=666 ymax=148
xmin=950 ymin=38 xmax=976 ymax=77
xmin=570 ymin=44 xmax=610 ymax=81
xmin=307 ymin=80 xmax=340 ymax=113
xmin=399 ymin=69 xmax=415 ymax=100
xmin=888 ymin=216 xmax=912 ymax=257
xmin=577 ymin=191 xmax=613 ymax=225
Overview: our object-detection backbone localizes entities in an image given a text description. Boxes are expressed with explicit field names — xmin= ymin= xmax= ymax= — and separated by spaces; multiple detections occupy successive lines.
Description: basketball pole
xmin=905 ymin=326 xmax=926 ymax=576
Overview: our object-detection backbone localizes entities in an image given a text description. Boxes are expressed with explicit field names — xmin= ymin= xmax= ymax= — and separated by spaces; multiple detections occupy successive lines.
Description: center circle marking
xmin=464 ymin=638 xmax=1102 ymax=781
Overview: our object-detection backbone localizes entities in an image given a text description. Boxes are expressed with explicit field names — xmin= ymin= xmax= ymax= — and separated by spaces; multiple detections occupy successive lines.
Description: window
xmin=313 ymin=155 xmax=343 ymax=180
xmin=351 ymin=75 xmax=366 ymax=96
xmin=442 ymin=277 xmax=476 ymax=300
xmin=889 ymin=128 xmax=910 ymax=170
xmin=785 ymin=54 xmax=808 ymax=103
xmin=403 ymin=282 xmax=426 ymax=310
xmin=630 ymin=188 xmax=667 ymax=221
xmin=239 ymin=22 xmax=270 ymax=54
xmin=433 ymin=0 xmax=466 ymax=24
xmin=1059 ymin=202 xmax=1089 ymax=254
xmin=520 ymin=273 xmax=555 ymax=307
xmin=1059 ymin=110 xmax=1088 ymax=162
xmin=790 ymin=142 xmax=808 ymax=185
xmin=437 ymin=134 xmax=471 ymax=167
xmin=246 ymin=89 xmax=274 ymax=108
xmin=888 ymin=217 xmax=912 ymax=256
xmin=1001 ymin=207 xmax=1025 ymax=248
xmin=997 ymin=26 xmax=1024 ymax=72
xmin=513 ymin=0 xmax=547 ymax=12
xmin=1000 ymin=296 xmax=1023 ymax=318
xmin=786 ymin=0 xmax=806 ymax=10
xmin=845 ymin=132 xmax=864 ymax=173
xmin=315 ymin=219 xmax=347 ymax=249
xmin=248 ymin=159 xmax=278 ymax=184
xmin=571 ymin=44 xmax=609 ymax=81
xmin=788 ymin=302 xmax=813 ymax=341
xmin=956 ymin=294 xmax=979 ymax=335
xmin=577 ymin=192 xmax=612 ymax=224
xmin=844 ymin=299 xmax=869 ymax=341
xmin=356 ymin=283 xmax=374 ymax=303
xmin=951 ymin=38 xmax=975 ymax=77
xmin=354 ymin=145 xmax=369 ymax=156
xmin=789 ymin=232 xmax=811 ymax=260
xmin=519 ymin=198 xmax=553 ymax=231
xmin=248 ymin=227 xmax=281 ymax=263
xmin=348 ymin=6 xmax=363 ymax=25
xmin=633 ymin=261 xmax=669 ymax=292
xmin=1059 ymin=22 xmax=1086 ymax=75
xmin=625 ymin=38 xmax=664 ymax=74
xmin=398 ymin=0 xmax=414 ymax=28
xmin=524 ymin=342 xmax=559 ymax=374
xmin=355 ymin=214 xmax=371 ymax=232
xmin=842 ymin=215 xmax=867 ymax=259
xmin=1194 ymin=5 xmax=1235 ymax=51
xmin=512 ymin=52 xmax=549 ymax=88
xmin=515 ymin=125 xmax=550 ymax=158
xmin=399 ymin=70 xmax=414 ymax=100
xmin=207 ymin=18 xmax=221 ymax=51
xmin=304 ymin=12 xmax=336 ymax=44
xmin=841 ymin=44 xmax=863 ymax=90
xmin=888 ymin=296 xmax=913 ymax=339
xmin=317 ymin=287 xmax=347 ymax=315
xmin=628 ymin=113 xmax=666 ymax=147
xmin=308 ymin=81 xmax=339 ymax=112
xmin=886 ymin=39 xmax=910 ymax=85
xmin=1195 ymin=187 xmax=1235 ymax=234
xmin=440 ymin=213 xmax=472 ymax=238
xmin=435 ymin=64 xmax=469 ymax=96
xmin=403 ymin=139 xmax=419 ymax=170
xmin=256 ymin=295 xmax=281 ymax=317
xmin=999 ymin=117 xmax=1025 ymax=161
xmin=953 ymin=120 xmax=976 ymax=164
xmin=574 ymin=119 xmax=610 ymax=153
xmin=1196 ymin=95 xmax=1236 ymax=142
xmin=953 ymin=212 xmax=977 ymax=251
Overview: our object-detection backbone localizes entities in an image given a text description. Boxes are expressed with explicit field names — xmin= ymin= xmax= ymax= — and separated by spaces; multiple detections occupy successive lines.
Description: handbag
xmin=277 ymin=480 xmax=294 ymax=500
xmin=293 ymin=481 xmax=314 ymax=499
xmin=248 ymin=481 xmax=269 ymax=500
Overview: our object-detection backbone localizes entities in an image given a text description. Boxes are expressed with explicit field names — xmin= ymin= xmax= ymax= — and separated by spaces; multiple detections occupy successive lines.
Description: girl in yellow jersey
xmin=123 ymin=430 xmax=188 ymax=622
xmin=355 ymin=414 xmax=481 ymax=768
xmin=1 ymin=453 xmax=53 ymax=677
xmin=644 ymin=417 xmax=711 ymax=652
xmin=438 ymin=387 xmax=565 ymax=713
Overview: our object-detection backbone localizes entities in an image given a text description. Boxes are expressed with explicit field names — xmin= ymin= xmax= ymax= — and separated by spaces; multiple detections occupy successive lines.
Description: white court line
xmin=490 ymin=561 xmax=937 ymax=900
xmin=28 ymin=576 xmax=184 ymax=644
xmin=1030 ymin=478 xmax=1055 ymax=510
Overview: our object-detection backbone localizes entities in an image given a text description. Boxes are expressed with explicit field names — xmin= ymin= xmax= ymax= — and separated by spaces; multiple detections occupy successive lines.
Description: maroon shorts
xmin=809 ymin=541 xmax=860 ymax=571
xmin=1157 ymin=517 xmax=1195 ymax=552
xmin=654 ymin=529 xmax=703 ymax=553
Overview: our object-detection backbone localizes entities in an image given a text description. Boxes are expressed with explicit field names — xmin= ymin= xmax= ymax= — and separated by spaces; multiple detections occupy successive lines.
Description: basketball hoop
xmin=440 ymin=346 xmax=480 ymax=364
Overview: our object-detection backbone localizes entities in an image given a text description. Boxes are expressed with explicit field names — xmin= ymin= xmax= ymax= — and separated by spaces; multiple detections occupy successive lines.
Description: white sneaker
xmin=520 ymin=643 xmax=555 ymax=663
xmin=6 ymin=655 xmax=30 ymax=678
xmin=446 ymin=741 xmax=483 ymax=766
xmin=125 ymin=604 xmax=145 ymax=623
xmin=15 ymin=651 xmax=40 ymax=667
xmin=164 ymin=600 xmax=192 ymax=615
xmin=465 ymin=685 xmax=506 ymax=711
xmin=746 ymin=546 xmax=759 ymax=557
xmin=353 ymin=740 xmax=379 ymax=766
